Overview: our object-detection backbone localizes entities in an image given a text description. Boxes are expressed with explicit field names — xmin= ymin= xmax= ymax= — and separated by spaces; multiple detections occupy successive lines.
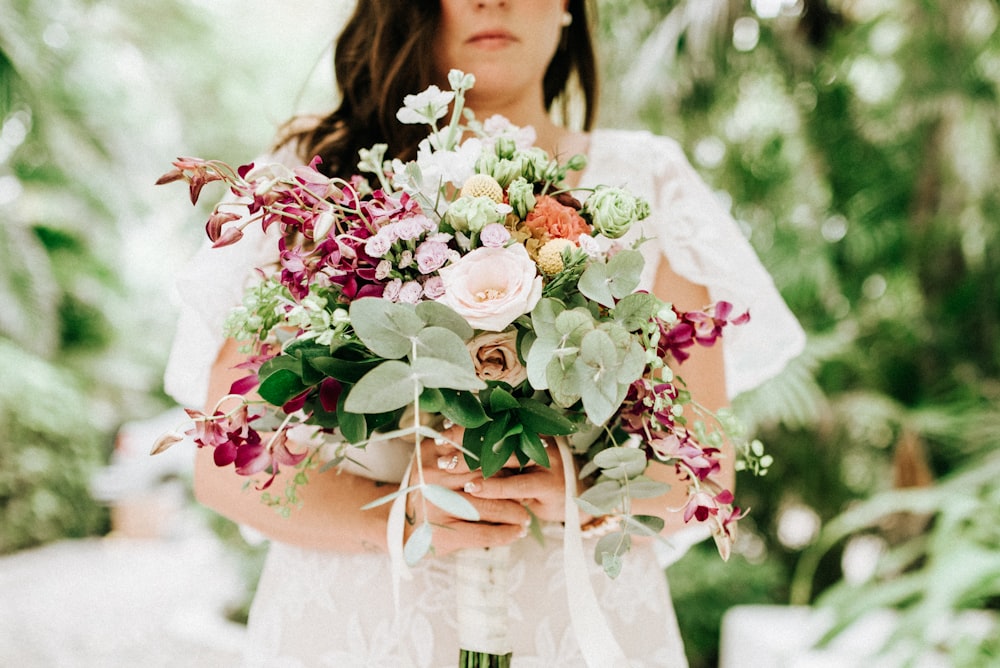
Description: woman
xmin=165 ymin=0 xmax=805 ymax=665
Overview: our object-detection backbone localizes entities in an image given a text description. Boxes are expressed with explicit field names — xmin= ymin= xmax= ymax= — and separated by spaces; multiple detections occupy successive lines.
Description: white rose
xmin=435 ymin=245 xmax=542 ymax=331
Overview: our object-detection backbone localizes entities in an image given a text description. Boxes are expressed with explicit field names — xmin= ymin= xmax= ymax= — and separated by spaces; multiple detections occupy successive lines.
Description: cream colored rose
xmin=467 ymin=331 xmax=527 ymax=387
xmin=435 ymin=244 xmax=542 ymax=332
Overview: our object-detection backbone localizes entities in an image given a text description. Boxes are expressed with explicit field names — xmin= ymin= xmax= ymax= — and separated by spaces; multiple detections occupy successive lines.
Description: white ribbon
xmin=557 ymin=437 xmax=632 ymax=668
xmin=387 ymin=455 xmax=414 ymax=614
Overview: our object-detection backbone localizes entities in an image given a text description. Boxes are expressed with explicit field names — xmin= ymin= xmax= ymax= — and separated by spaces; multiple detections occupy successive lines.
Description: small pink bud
xmin=150 ymin=430 xmax=185 ymax=456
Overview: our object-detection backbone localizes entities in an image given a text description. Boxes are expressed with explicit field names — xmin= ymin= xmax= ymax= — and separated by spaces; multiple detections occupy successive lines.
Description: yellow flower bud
xmin=460 ymin=174 xmax=504 ymax=203
xmin=536 ymin=238 xmax=575 ymax=275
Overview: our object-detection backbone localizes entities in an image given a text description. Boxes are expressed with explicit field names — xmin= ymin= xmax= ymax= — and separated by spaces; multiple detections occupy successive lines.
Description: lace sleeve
xmin=647 ymin=135 xmax=806 ymax=398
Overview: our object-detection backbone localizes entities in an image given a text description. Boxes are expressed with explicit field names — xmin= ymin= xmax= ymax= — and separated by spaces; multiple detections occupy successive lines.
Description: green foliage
xmin=0 ymin=340 xmax=110 ymax=553
xmin=599 ymin=0 xmax=1000 ymax=662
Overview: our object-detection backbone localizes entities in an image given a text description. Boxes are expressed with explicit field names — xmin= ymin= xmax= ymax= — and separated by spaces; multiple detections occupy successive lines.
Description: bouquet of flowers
xmin=156 ymin=70 xmax=769 ymax=667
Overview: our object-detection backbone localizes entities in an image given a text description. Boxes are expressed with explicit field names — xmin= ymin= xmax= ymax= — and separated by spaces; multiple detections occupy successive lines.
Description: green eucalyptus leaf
xmin=547 ymin=357 xmax=584 ymax=408
xmin=578 ymin=479 xmax=625 ymax=512
xmin=617 ymin=341 xmax=647 ymax=385
xmin=422 ymin=484 xmax=480 ymax=521
xmin=595 ymin=531 xmax=630 ymax=575
xmin=579 ymin=262 xmax=615 ymax=307
xmin=606 ymin=250 xmax=643 ymax=299
xmin=627 ymin=478 xmax=672 ymax=499
xmin=530 ymin=298 xmax=565 ymax=339
xmin=414 ymin=326 xmax=475 ymax=370
xmin=594 ymin=447 xmax=648 ymax=480
xmin=555 ymin=308 xmax=595 ymax=340
xmin=579 ymin=329 xmax=617 ymax=379
xmin=614 ymin=292 xmax=659 ymax=331
xmin=526 ymin=336 xmax=557 ymax=390
xmin=411 ymin=356 xmax=486 ymax=391
xmin=404 ymin=522 xmax=434 ymax=566
xmin=574 ymin=496 xmax=608 ymax=518
xmin=349 ymin=298 xmax=423 ymax=359
xmin=601 ymin=550 xmax=624 ymax=579
xmin=415 ymin=300 xmax=474 ymax=340
xmin=344 ymin=360 xmax=417 ymax=413
xmin=624 ymin=514 xmax=665 ymax=536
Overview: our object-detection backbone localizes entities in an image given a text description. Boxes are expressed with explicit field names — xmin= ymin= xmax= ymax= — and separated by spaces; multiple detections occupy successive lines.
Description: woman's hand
xmin=417 ymin=425 xmax=581 ymax=531
xmin=405 ymin=424 xmax=531 ymax=557
xmin=462 ymin=438 xmax=580 ymax=525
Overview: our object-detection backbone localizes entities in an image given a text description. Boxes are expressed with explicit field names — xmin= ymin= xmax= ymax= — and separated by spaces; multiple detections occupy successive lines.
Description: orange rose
xmin=522 ymin=195 xmax=591 ymax=242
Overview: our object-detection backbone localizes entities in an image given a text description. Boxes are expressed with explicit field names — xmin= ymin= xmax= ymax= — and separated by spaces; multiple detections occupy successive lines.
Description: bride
xmin=165 ymin=0 xmax=805 ymax=665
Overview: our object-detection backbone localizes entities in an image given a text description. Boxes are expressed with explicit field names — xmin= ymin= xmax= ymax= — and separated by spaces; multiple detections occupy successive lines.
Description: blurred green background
xmin=1 ymin=0 xmax=998 ymax=666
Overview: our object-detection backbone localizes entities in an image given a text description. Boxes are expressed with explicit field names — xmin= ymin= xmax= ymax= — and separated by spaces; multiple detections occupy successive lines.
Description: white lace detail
xmin=163 ymin=129 xmax=805 ymax=666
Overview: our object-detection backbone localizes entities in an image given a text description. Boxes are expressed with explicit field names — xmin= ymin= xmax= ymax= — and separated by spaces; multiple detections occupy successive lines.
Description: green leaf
xmin=422 ymin=484 xmax=480 ymax=521
xmin=606 ymin=250 xmax=643 ymax=299
xmin=439 ymin=389 xmax=490 ymax=428
xmin=411 ymin=356 xmax=486 ymax=391
xmin=613 ymin=292 xmax=659 ymax=331
xmin=419 ymin=387 xmax=445 ymax=413
xmin=481 ymin=435 xmax=517 ymax=478
xmin=555 ymin=308 xmax=595 ymax=339
xmin=594 ymin=447 xmax=648 ymax=480
xmin=578 ymin=479 xmax=625 ymax=512
xmin=547 ymin=356 xmax=583 ymax=408
xmin=349 ymin=298 xmax=423 ymax=359
xmin=415 ymin=300 xmax=473 ymax=340
xmin=258 ymin=368 xmax=308 ymax=405
xmin=489 ymin=386 xmax=520 ymax=412
xmin=519 ymin=429 xmax=550 ymax=467
xmin=343 ymin=360 xmax=418 ymax=413
xmin=525 ymin=335 xmax=557 ymax=390
xmin=578 ymin=261 xmax=615 ymax=307
xmin=579 ymin=329 xmax=617 ymax=380
xmin=414 ymin=326 xmax=476 ymax=371
xmin=516 ymin=397 xmax=577 ymax=435
xmin=627 ymin=478 xmax=671 ymax=499
xmin=530 ymin=298 xmax=565 ymax=339
xmin=595 ymin=531 xmax=630 ymax=577
xmin=309 ymin=355 xmax=382 ymax=384
xmin=623 ymin=514 xmax=665 ymax=536
xmin=338 ymin=407 xmax=367 ymax=444
xmin=404 ymin=522 xmax=433 ymax=566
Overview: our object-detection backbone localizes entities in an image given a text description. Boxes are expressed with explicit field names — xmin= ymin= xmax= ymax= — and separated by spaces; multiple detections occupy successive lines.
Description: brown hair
xmin=279 ymin=0 xmax=598 ymax=178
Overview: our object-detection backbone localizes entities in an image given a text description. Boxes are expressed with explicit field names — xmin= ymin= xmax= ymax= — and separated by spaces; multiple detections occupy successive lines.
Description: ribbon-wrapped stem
xmin=456 ymin=545 xmax=513 ymax=667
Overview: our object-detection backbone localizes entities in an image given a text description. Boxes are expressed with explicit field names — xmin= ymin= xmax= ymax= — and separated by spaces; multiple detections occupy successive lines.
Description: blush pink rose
xmin=435 ymin=244 xmax=542 ymax=331
xmin=467 ymin=330 xmax=527 ymax=386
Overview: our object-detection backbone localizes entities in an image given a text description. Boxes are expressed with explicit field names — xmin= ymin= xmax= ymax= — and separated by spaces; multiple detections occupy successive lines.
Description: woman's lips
xmin=467 ymin=30 xmax=517 ymax=49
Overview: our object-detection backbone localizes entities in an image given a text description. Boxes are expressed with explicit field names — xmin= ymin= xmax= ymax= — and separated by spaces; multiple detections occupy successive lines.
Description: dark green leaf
xmin=489 ymin=386 xmax=520 ymax=412
xmin=439 ymin=389 xmax=490 ymax=428
xmin=517 ymin=397 xmax=577 ymax=435
xmin=258 ymin=368 xmax=308 ymax=405
xmin=519 ymin=429 xmax=550 ymax=467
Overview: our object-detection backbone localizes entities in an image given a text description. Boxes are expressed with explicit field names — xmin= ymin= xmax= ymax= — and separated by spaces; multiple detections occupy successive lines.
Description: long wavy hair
xmin=279 ymin=0 xmax=598 ymax=179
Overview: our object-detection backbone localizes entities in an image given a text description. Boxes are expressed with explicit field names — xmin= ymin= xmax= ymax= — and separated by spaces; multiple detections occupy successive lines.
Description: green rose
xmin=583 ymin=186 xmax=650 ymax=239
xmin=446 ymin=196 xmax=505 ymax=233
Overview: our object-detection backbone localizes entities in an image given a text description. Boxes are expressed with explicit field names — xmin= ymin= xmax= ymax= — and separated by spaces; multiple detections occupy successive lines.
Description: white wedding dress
xmin=165 ymin=129 xmax=805 ymax=667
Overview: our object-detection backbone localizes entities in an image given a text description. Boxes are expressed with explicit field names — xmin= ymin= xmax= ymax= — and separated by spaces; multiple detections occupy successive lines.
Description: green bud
xmin=507 ymin=178 xmax=537 ymax=218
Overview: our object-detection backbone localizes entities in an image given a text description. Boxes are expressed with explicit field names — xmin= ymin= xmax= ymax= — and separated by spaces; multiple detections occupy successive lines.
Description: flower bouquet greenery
xmin=156 ymin=70 xmax=767 ymax=667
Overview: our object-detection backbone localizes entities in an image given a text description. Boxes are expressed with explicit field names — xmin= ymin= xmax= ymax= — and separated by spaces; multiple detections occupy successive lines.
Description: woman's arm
xmin=630 ymin=257 xmax=734 ymax=535
xmin=193 ymin=338 xmax=529 ymax=554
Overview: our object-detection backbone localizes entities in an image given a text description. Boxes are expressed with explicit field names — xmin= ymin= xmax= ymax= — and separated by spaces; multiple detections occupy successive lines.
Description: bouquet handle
xmin=456 ymin=545 xmax=513 ymax=667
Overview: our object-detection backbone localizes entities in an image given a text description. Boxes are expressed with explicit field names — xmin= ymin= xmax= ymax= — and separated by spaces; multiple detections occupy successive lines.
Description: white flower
xmin=435 ymin=245 xmax=542 ymax=332
xmin=396 ymin=85 xmax=455 ymax=125
xmin=577 ymin=233 xmax=601 ymax=257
